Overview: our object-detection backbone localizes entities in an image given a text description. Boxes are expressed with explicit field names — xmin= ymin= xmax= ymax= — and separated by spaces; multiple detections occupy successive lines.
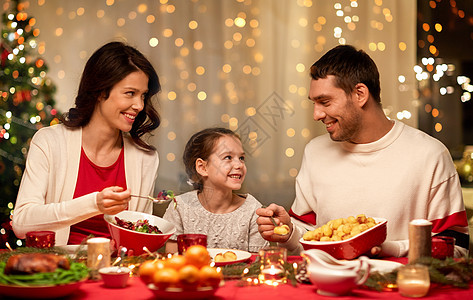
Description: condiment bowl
xmin=99 ymin=266 xmax=131 ymax=288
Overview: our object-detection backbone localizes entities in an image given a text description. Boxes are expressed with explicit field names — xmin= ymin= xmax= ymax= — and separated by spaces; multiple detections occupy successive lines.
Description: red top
xmin=68 ymin=147 xmax=127 ymax=245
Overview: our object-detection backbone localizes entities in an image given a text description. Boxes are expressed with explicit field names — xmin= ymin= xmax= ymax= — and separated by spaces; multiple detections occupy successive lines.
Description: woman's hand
xmin=256 ymin=203 xmax=293 ymax=243
xmin=96 ymin=186 xmax=131 ymax=215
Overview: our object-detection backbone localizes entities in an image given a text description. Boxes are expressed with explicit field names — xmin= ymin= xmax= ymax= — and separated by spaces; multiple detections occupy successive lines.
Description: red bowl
xmin=300 ymin=217 xmax=387 ymax=260
xmin=104 ymin=211 xmax=176 ymax=255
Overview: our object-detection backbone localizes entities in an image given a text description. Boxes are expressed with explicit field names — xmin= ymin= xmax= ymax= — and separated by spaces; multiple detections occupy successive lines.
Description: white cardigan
xmin=12 ymin=124 xmax=159 ymax=245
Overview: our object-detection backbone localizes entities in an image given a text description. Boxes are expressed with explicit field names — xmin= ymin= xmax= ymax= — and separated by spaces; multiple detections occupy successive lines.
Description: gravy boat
xmin=302 ymin=249 xmax=370 ymax=296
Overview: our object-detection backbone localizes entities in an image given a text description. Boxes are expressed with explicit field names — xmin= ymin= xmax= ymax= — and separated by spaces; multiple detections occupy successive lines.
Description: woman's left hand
xmin=96 ymin=186 xmax=131 ymax=214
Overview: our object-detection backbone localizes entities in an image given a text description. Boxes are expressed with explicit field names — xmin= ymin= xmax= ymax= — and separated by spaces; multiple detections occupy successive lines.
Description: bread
xmin=214 ymin=251 xmax=237 ymax=262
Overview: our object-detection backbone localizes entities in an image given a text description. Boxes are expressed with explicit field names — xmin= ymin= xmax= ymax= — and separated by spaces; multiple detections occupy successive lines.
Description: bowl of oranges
xmin=138 ymin=245 xmax=223 ymax=299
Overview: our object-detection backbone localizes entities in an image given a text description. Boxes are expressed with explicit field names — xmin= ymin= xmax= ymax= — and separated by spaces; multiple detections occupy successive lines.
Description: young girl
xmin=163 ymin=127 xmax=268 ymax=253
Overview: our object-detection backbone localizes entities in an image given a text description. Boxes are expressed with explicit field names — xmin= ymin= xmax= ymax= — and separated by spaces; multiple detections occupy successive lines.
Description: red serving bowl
xmin=300 ymin=217 xmax=387 ymax=260
xmin=104 ymin=211 xmax=176 ymax=255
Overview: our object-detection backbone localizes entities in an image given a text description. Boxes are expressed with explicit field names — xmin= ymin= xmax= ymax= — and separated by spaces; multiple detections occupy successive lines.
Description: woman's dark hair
xmin=61 ymin=41 xmax=161 ymax=150
xmin=310 ymin=45 xmax=381 ymax=104
xmin=183 ymin=127 xmax=240 ymax=191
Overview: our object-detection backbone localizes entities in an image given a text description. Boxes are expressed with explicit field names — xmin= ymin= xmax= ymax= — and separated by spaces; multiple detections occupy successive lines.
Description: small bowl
xmin=300 ymin=217 xmax=387 ymax=260
xmin=99 ymin=266 xmax=131 ymax=288
xmin=104 ymin=211 xmax=176 ymax=255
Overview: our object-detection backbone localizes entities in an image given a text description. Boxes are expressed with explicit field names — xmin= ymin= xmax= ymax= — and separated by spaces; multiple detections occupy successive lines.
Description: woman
xmin=12 ymin=41 xmax=161 ymax=245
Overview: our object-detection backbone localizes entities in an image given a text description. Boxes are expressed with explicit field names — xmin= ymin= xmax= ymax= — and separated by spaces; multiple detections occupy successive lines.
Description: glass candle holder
xmin=25 ymin=231 xmax=55 ymax=248
xmin=431 ymin=236 xmax=455 ymax=259
xmin=258 ymin=246 xmax=287 ymax=285
xmin=397 ymin=264 xmax=430 ymax=298
xmin=177 ymin=234 xmax=207 ymax=254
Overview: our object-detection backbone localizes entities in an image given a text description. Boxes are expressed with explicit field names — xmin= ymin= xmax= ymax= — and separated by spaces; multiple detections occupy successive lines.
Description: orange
xmin=178 ymin=265 xmax=200 ymax=289
xmin=138 ymin=260 xmax=163 ymax=284
xmin=165 ymin=254 xmax=187 ymax=271
xmin=152 ymin=267 xmax=179 ymax=289
xmin=184 ymin=245 xmax=211 ymax=268
xmin=199 ymin=265 xmax=222 ymax=288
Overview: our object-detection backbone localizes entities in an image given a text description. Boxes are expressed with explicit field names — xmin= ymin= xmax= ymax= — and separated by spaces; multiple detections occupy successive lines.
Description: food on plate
xmin=139 ymin=245 xmax=222 ymax=290
xmin=214 ymin=251 xmax=237 ymax=262
xmin=274 ymin=224 xmax=290 ymax=235
xmin=0 ymin=253 xmax=89 ymax=286
xmin=302 ymin=214 xmax=378 ymax=242
xmin=115 ymin=216 xmax=162 ymax=234
xmin=4 ymin=253 xmax=70 ymax=275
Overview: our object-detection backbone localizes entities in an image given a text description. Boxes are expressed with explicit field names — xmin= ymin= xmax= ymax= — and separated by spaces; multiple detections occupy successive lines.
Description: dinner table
xmin=64 ymin=256 xmax=473 ymax=300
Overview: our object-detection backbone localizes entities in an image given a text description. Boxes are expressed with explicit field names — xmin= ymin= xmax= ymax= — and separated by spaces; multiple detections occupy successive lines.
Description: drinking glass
xmin=25 ymin=231 xmax=55 ymax=248
xmin=177 ymin=234 xmax=207 ymax=254
xmin=431 ymin=236 xmax=455 ymax=259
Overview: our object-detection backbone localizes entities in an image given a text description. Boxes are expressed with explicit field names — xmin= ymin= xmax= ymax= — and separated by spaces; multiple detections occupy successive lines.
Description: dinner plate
xmin=55 ymin=245 xmax=88 ymax=259
xmin=56 ymin=244 xmax=88 ymax=254
xmin=148 ymin=284 xmax=219 ymax=299
xmin=208 ymin=248 xmax=252 ymax=266
xmin=0 ymin=279 xmax=85 ymax=299
xmin=367 ymin=259 xmax=403 ymax=273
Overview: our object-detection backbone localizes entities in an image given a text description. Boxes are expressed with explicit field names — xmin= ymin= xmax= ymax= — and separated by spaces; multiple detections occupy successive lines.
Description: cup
xmin=431 ymin=236 xmax=455 ymax=259
xmin=177 ymin=234 xmax=207 ymax=254
xmin=99 ymin=266 xmax=131 ymax=288
xmin=87 ymin=237 xmax=111 ymax=280
xmin=397 ymin=264 xmax=430 ymax=297
xmin=258 ymin=246 xmax=287 ymax=284
xmin=25 ymin=231 xmax=55 ymax=248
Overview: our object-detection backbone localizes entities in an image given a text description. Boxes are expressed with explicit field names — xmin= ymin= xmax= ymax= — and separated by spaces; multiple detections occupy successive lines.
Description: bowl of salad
xmin=104 ymin=211 xmax=176 ymax=255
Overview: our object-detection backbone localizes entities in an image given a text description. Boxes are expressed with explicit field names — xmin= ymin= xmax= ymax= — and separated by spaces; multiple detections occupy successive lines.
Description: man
xmin=257 ymin=45 xmax=469 ymax=257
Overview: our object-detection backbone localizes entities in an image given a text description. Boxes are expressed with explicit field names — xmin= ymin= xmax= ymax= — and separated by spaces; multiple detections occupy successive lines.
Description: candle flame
xmin=5 ymin=242 xmax=13 ymax=251
xmin=112 ymin=257 xmax=121 ymax=266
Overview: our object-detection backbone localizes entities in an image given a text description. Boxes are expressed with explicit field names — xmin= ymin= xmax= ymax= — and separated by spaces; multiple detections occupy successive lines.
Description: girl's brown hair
xmin=183 ymin=127 xmax=240 ymax=191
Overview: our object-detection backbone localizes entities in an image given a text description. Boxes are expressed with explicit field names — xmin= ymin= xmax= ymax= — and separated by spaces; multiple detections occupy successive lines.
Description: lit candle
xmin=87 ymin=237 xmax=111 ymax=280
xmin=397 ymin=264 xmax=430 ymax=297
xmin=258 ymin=246 xmax=287 ymax=284
xmin=408 ymin=219 xmax=432 ymax=263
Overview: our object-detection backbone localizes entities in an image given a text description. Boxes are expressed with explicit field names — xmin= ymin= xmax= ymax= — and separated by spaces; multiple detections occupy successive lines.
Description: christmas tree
xmin=0 ymin=0 xmax=60 ymax=248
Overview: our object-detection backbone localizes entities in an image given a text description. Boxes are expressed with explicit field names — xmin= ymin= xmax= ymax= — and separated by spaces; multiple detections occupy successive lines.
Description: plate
xmin=55 ymin=245 xmax=88 ymax=260
xmin=367 ymin=259 xmax=403 ymax=273
xmin=208 ymin=248 xmax=252 ymax=266
xmin=0 ymin=280 xmax=85 ymax=299
xmin=148 ymin=284 xmax=219 ymax=300
xmin=56 ymin=245 xmax=87 ymax=254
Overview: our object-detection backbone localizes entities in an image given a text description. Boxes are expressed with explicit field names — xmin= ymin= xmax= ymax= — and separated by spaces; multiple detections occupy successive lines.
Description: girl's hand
xmin=256 ymin=203 xmax=293 ymax=243
xmin=96 ymin=186 xmax=131 ymax=215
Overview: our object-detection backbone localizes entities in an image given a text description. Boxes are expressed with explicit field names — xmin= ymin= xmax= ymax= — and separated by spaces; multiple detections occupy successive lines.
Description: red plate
xmin=148 ymin=284 xmax=219 ymax=299
xmin=300 ymin=217 xmax=387 ymax=260
xmin=0 ymin=279 xmax=85 ymax=299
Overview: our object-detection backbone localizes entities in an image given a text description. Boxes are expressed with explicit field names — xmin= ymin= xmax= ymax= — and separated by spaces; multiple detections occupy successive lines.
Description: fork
xmin=130 ymin=195 xmax=172 ymax=204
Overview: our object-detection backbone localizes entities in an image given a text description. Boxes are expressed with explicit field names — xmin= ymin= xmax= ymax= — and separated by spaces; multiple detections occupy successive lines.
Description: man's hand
xmin=256 ymin=203 xmax=292 ymax=243
xmin=96 ymin=186 xmax=131 ymax=215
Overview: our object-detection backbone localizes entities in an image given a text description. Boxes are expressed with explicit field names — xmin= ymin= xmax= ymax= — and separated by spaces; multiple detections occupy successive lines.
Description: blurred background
xmin=1 ymin=0 xmax=472 ymax=248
